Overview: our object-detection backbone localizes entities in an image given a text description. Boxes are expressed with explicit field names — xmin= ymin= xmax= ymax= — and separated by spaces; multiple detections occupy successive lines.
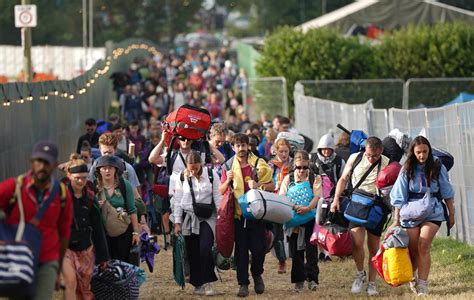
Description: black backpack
xmin=310 ymin=154 xmax=343 ymax=186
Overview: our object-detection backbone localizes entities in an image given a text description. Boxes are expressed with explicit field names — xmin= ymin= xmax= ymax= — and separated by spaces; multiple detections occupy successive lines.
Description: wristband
xmin=132 ymin=232 xmax=139 ymax=236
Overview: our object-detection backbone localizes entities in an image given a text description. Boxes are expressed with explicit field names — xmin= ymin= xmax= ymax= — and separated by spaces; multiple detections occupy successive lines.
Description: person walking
xmin=0 ymin=141 xmax=73 ymax=300
xmin=94 ymin=155 xmax=140 ymax=265
xmin=62 ymin=154 xmax=109 ymax=300
xmin=173 ymin=152 xmax=222 ymax=296
xmin=331 ymin=137 xmax=390 ymax=296
xmin=279 ymin=150 xmax=321 ymax=292
xmin=389 ymin=136 xmax=455 ymax=296
xmin=219 ymin=133 xmax=275 ymax=297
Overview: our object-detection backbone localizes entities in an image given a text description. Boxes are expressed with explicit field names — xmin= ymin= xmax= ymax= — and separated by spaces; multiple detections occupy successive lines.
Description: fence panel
xmin=404 ymin=78 xmax=474 ymax=109
xmin=296 ymin=80 xmax=474 ymax=245
xmin=247 ymin=77 xmax=288 ymax=121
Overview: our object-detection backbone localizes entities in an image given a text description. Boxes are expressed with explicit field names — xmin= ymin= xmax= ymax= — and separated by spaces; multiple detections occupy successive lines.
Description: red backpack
xmin=162 ymin=104 xmax=211 ymax=147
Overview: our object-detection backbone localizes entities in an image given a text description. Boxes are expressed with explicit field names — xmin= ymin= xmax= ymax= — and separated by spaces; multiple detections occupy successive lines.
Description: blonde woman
xmin=279 ymin=150 xmax=321 ymax=292
xmin=63 ymin=154 xmax=109 ymax=300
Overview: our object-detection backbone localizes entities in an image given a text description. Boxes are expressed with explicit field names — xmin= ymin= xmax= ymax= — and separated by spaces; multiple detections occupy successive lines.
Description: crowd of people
xmin=0 ymin=47 xmax=455 ymax=299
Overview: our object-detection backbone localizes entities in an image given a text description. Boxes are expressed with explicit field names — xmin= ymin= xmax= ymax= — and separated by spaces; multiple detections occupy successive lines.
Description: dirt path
xmin=137 ymin=235 xmax=473 ymax=300
xmin=50 ymin=234 xmax=472 ymax=299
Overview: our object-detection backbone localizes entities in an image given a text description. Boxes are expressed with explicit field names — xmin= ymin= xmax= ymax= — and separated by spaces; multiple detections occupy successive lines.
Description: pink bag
xmin=321 ymin=174 xmax=334 ymax=199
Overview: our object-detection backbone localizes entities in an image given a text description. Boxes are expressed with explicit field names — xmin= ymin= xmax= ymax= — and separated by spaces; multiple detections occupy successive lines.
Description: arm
xmin=218 ymin=169 xmax=233 ymax=195
xmin=296 ymin=175 xmax=321 ymax=215
xmin=212 ymin=169 xmax=222 ymax=209
xmin=209 ymin=143 xmax=225 ymax=164
xmin=330 ymin=155 xmax=355 ymax=212
xmin=278 ymin=175 xmax=290 ymax=196
xmin=148 ymin=132 xmax=167 ymax=165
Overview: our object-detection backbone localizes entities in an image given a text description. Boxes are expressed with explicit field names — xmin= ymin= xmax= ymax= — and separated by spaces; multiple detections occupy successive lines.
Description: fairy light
xmin=26 ymin=95 xmax=33 ymax=101
xmin=69 ymin=94 xmax=75 ymax=100
xmin=3 ymin=100 xmax=11 ymax=107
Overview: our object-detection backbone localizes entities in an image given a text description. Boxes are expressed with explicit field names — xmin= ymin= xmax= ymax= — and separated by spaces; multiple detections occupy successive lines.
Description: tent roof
xmin=444 ymin=92 xmax=474 ymax=106
xmin=299 ymin=0 xmax=474 ymax=34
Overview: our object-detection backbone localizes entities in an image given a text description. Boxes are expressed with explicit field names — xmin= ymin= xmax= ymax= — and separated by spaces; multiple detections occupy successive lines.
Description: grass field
xmin=50 ymin=236 xmax=473 ymax=299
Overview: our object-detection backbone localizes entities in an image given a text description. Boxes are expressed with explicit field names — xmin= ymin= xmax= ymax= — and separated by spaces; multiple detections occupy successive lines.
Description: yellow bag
xmin=382 ymin=247 xmax=413 ymax=286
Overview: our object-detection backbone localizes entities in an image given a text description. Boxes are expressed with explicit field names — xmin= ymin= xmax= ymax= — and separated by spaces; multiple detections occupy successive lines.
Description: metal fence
xmin=247 ymin=77 xmax=289 ymax=121
xmin=0 ymin=40 xmax=161 ymax=181
xmin=294 ymin=83 xmax=474 ymax=245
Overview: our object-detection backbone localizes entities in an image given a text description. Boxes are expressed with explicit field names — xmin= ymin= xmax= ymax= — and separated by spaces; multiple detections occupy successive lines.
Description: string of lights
xmin=1 ymin=43 xmax=160 ymax=107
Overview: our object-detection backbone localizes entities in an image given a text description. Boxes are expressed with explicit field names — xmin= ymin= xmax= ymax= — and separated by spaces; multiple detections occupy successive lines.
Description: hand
xmin=248 ymin=180 xmax=258 ymax=189
xmin=387 ymin=219 xmax=400 ymax=233
xmin=174 ymin=223 xmax=182 ymax=235
xmin=296 ymin=206 xmax=310 ymax=215
xmin=161 ymin=131 xmax=169 ymax=142
xmin=141 ymin=222 xmax=151 ymax=234
xmin=226 ymin=170 xmax=234 ymax=182
xmin=132 ymin=233 xmax=140 ymax=245
xmin=448 ymin=213 xmax=455 ymax=229
xmin=99 ymin=261 xmax=108 ymax=270
xmin=330 ymin=199 xmax=340 ymax=213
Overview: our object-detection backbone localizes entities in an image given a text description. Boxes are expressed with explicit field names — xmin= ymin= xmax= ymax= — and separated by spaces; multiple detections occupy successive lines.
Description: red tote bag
xmin=216 ymin=186 xmax=235 ymax=258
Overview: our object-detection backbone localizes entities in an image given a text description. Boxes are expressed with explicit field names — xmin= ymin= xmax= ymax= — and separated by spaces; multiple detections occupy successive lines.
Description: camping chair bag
xmin=238 ymin=189 xmax=293 ymax=224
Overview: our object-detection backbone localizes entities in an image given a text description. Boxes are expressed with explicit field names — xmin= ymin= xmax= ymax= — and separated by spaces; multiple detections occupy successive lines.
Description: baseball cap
xmin=31 ymin=141 xmax=59 ymax=165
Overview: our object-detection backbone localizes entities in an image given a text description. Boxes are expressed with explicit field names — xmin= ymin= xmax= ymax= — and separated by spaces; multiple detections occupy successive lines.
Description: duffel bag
xmin=216 ymin=186 xmax=235 ymax=258
xmin=344 ymin=189 xmax=386 ymax=230
xmin=310 ymin=222 xmax=352 ymax=257
xmin=162 ymin=104 xmax=211 ymax=145
xmin=238 ymin=189 xmax=293 ymax=224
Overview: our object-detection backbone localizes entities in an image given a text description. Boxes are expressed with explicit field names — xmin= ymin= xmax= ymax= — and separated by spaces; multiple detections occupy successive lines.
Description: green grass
xmin=431 ymin=238 xmax=474 ymax=283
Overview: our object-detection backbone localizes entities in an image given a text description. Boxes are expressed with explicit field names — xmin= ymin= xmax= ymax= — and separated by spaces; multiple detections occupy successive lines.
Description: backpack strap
xmin=166 ymin=136 xmax=179 ymax=175
xmin=351 ymin=155 xmax=381 ymax=193
xmin=252 ymin=157 xmax=261 ymax=182
xmin=118 ymin=177 xmax=129 ymax=213
xmin=203 ymin=140 xmax=212 ymax=164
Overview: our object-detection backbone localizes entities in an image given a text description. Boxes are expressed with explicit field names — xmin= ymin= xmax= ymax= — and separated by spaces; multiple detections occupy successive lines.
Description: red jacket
xmin=0 ymin=172 xmax=73 ymax=263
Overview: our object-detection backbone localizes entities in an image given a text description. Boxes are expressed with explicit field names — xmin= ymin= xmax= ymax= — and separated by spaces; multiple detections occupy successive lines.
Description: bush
xmin=256 ymin=22 xmax=474 ymax=111
xmin=256 ymin=26 xmax=378 ymax=114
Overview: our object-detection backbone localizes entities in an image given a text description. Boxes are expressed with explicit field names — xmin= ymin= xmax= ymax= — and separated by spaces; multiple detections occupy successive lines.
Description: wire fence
xmin=247 ymin=76 xmax=289 ymax=121
xmin=295 ymin=82 xmax=474 ymax=246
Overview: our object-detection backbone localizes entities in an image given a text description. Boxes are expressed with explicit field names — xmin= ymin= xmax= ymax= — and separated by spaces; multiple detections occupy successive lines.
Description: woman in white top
xmin=173 ymin=151 xmax=222 ymax=296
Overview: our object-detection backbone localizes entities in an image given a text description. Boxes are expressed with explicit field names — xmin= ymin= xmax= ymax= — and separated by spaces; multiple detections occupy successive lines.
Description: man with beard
xmin=219 ymin=133 xmax=275 ymax=297
xmin=0 ymin=141 xmax=73 ymax=299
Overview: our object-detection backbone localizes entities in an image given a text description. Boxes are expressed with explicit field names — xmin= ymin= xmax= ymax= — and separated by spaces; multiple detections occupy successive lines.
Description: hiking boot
xmin=351 ymin=270 xmax=366 ymax=294
xmin=294 ymin=282 xmax=304 ymax=293
xmin=193 ymin=285 xmax=205 ymax=295
xmin=237 ymin=284 xmax=249 ymax=297
xmin=204 ymin=283 xmax=217 ymax=296
xmin=367 ymin=281 xmax=378 ymax=296
xmin=278 ymin=261 xmax=287 ymax=274
xmin=308 ymin=280 xmax=318 ymax=291
xmin=253 ymin=275 xmax=265 ymax=294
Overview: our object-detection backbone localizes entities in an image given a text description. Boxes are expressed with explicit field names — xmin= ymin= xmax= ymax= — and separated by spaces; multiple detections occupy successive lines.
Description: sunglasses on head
xmin=295 ymin=166 xmax=309 ymax=170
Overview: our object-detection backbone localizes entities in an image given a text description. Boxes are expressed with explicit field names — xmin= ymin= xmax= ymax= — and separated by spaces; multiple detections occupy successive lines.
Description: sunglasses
xmin=178 ymin=136 xmax=189 ymax=142
xmin=294 ymin=166 xmax=309 ymax=170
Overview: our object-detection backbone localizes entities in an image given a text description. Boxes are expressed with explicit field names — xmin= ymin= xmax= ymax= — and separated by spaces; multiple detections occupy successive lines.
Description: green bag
xmin=173 ymin=234 xmax=186 ymax=289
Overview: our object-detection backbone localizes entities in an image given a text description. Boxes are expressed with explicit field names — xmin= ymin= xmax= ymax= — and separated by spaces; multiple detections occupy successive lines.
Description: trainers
xmin=253 ymin=275 xmax=265 ymax=294
xmin=294 ymin=281 xmax=304 ymax=292
xmin=204 ymin=283 xmax=216 ymax=296
xmin=367 ymin=281 xmax=378 ymax=296
xmin=193 ymin=285 xmax=205 ymax=295
xmin=409 ymin=279 xmax=417 ymax=294
xmin=351 ymin=271 xmax=366 ymax=294
xmin=278 ymin=261 xmax=287 ymax=274
xmin=237 ymin=284 xmax=249 ymax=297
xmin=417 ymin=281 xmax=428 ymax=296
xmin=308 ymin=280 xmax=318 ymax=291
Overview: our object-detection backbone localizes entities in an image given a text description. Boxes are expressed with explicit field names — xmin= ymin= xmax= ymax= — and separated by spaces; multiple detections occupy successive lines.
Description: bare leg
xmin=417 ymin=222 xmax=440 ymax=281
xmin=407 ymin=226 xmax=421 ymax=274
xmin=367 ymin=231 xmax=381 ymax=282
xmin=350 ymin=227 xmax=366 ymax=272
